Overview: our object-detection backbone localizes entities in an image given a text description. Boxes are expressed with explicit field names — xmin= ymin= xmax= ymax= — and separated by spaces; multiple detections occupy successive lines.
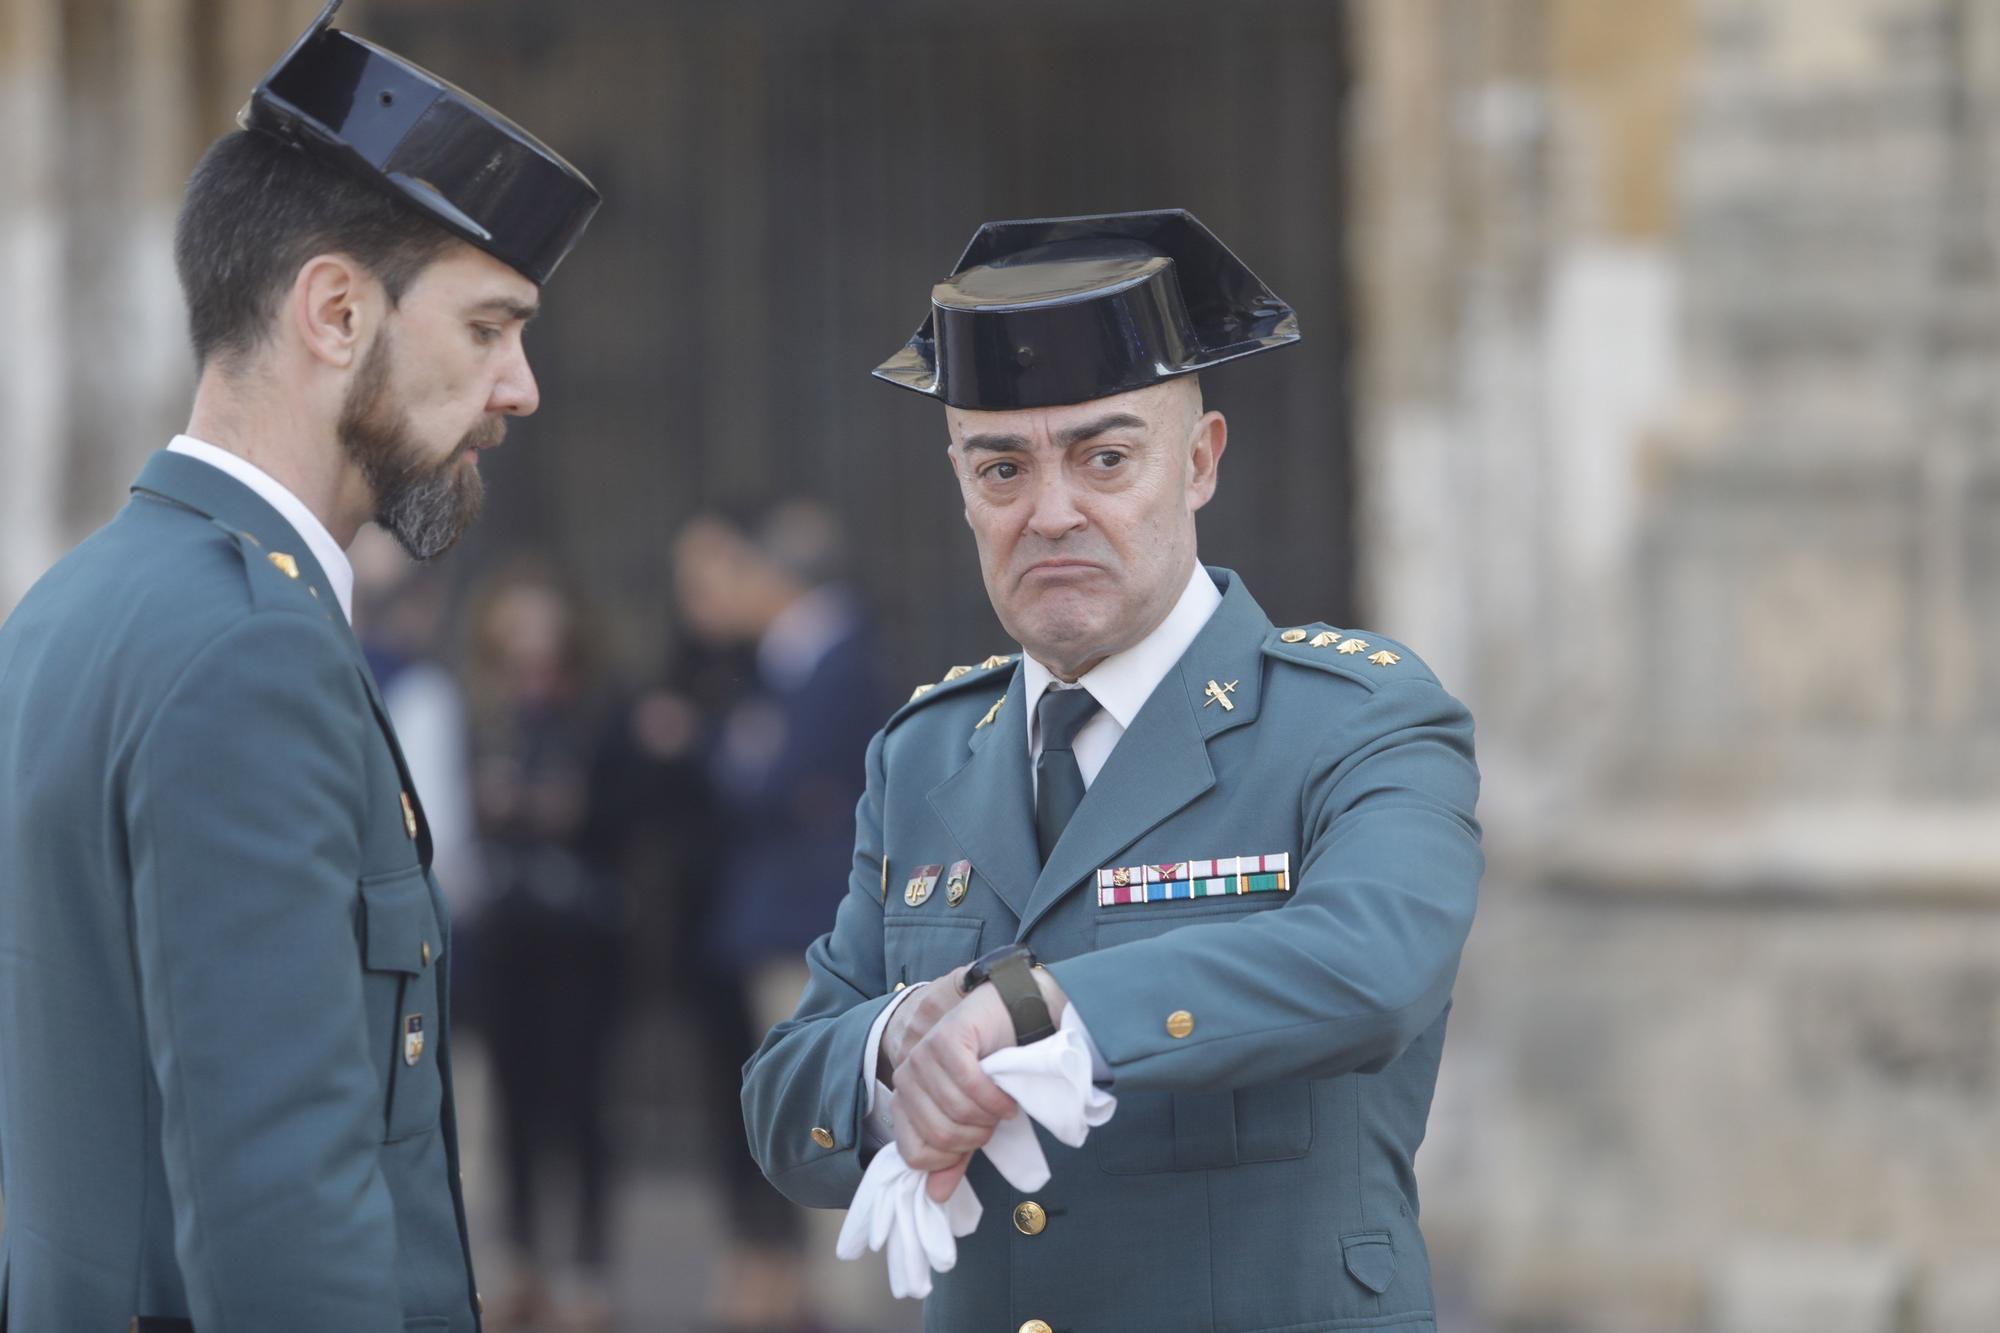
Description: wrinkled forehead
xmin=944 ymin=377 xmax=1197 ymax=448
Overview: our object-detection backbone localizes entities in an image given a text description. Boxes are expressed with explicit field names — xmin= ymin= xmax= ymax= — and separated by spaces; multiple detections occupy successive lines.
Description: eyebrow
xmin=464 ymin=297 xmax=540 ymax=323
xmin=958 ymin=412 xmax=1150 ymax=453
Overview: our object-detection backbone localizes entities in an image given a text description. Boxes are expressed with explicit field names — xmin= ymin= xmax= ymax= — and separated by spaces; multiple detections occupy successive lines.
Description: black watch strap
xmin=963 ymin=943 xmax=1056 ymax=1045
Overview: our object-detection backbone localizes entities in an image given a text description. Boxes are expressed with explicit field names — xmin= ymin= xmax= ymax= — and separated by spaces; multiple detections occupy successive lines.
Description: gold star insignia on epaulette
xmin=979 ymin=654 xmax=1012 ymax=670
xmin=974 ymin=695 xmax=1006 ymax=730
xmin=1336 ymin=638 xmax=1369 ymax=655
xmin=942 ymin=664 xmax=973 ymax=682
xmin=1280 ymin=628 xmax=1308 ymax=643
xmin=267 ymin=552 xmax=300 ymax=580
xmin=1368 ymin=650 xmax=1402 ymax=667
xmin=909 ymin=682 xmax=936 ymax=703
xmin=1309 ymin=631 xmax=1340 ymax=648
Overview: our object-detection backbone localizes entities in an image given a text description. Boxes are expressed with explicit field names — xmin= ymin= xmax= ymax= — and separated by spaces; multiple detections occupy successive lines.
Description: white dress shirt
xmin=166 ymin=435 xmax=355 ymax=624
xmin=1019 ymin=563 xmax=1223 ymax=793
xmin=861 ymin=563 xmax=1224 ymax=1146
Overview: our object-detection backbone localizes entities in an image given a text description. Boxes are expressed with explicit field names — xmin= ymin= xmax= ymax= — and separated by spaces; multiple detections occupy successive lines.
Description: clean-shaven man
xmin=742 ymin=210 xmax=1483 ymax=1332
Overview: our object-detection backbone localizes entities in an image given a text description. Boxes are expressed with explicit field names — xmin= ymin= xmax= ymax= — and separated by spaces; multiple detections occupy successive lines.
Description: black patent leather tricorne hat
xmin=239 ymin=0 xmax=600 ymax=285
xmin=873 ymin=209 xmax=1299 ymax=411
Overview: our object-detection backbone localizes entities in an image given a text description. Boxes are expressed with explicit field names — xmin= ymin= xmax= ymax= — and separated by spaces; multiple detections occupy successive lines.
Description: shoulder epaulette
xmin=885 ymin=652 xmax=1019 ymax=729
xmin=1261 ymin=622 xmax=1436 ymax=689
xmin=207 ymin=519 xmax=338 ymax=621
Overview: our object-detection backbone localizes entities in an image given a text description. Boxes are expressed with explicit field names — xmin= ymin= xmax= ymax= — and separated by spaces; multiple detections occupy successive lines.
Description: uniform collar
xmin=942 ymin=564 xmax=1268 ymax=934
xmin=163 ymin=435 xmax=355 ymax=623
xmin=1020 ymin=561 xmax=1222 ymax=748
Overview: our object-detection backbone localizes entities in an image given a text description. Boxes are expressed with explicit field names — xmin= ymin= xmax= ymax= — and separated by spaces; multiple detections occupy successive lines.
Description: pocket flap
xmin=1341 ymin=1230 xmax=1396 ymax=1294
xmin=882 ymin=918 xmax=983 ymax=986
xmin=361 ymin=868 xmax=437 ymax=975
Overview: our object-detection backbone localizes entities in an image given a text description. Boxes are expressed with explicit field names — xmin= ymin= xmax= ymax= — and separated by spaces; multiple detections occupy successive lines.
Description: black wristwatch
xmin=961 ymin=943 xmax=1056 ymax=1045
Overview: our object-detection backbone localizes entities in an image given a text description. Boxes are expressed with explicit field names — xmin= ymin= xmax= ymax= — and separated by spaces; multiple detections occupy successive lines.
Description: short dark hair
xmin=173 ymin=130 xmax=458 ymax=370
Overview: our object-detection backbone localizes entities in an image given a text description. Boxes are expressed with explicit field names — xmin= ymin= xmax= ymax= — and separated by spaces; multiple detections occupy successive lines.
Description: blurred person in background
xmin=0 ymin=5 xmax=596 ymax=1329
xmin=673 ymin=500 xmax=888 ymax=1333
xmin=464 ymin=559 xmax=631 ymax=1333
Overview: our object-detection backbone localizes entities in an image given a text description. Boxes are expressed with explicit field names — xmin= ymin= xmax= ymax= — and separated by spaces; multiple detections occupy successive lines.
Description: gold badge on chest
xmin=903 ymin=864 xmax=942 ymax=907
xmin=944 ymin=859 xmax=972 ymax=907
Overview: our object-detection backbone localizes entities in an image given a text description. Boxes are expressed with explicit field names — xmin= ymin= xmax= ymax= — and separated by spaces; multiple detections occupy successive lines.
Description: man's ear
xmin=1187 ymin=410 xmax=1228 ymax=512
xmin=289 ymin=253 xmax=378 ymax=370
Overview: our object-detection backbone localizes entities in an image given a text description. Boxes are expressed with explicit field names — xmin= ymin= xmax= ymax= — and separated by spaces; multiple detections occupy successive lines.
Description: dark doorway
xmin=368 ymin=0 xmax=1354 ymax=679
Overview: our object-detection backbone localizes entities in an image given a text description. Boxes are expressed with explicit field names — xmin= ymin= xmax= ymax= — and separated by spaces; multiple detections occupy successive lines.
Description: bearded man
xmin=741 ymin=211 xmax=1483 ymax=1332
xmin=0 ymin=4 xmax=597 ymax=1330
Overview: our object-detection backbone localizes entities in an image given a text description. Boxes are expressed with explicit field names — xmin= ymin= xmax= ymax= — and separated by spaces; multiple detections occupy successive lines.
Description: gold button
xmin=1020 ymin=1321 xmax=1053 ymax=1333
xmin=810 ymin=1126 xmax=835 ymax=1149
xmin=1013 ymin=1200 xmax=1047 ymax=1236
xmin=420 ymin=939 xmax=431 ymax=967
xmin=476 ymin=1292 xmax=484 ymax=1315
xmin=1167 ymin=1009 xmax=1195 ymax=1039
xmin=1280 ymin=627 xmax=1308 ymax=643
xmin=893 ymin=981 xmax=907 ymax=992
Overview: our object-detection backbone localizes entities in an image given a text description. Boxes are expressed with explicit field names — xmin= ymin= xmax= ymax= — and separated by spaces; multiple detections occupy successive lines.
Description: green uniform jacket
xmin=741 ymin=568 xmax=1482 ymax=1333
xmin=0 ymin=452 xmax=479 ymax=1332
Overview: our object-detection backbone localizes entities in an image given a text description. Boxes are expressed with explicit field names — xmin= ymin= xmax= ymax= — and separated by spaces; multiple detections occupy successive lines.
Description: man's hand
xmin=890 ymin=967 xmax=1072 ymax=1201
xmin=891 ymin=981 xmax=1020 ymax=1201
xmin=877 ymin=965 xmax=971 ymax=1087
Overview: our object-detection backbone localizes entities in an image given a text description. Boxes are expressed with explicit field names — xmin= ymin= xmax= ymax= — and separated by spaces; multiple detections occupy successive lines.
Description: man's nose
xmin=493 ymin=347 xmax=541 ymax=417
xmin=1025 ymin=468 xmax=1087 ymax=539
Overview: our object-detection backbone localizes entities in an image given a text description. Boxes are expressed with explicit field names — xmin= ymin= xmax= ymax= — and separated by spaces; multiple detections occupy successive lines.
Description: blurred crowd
xmin=354 ymin=498 xmax=888 ymax=1333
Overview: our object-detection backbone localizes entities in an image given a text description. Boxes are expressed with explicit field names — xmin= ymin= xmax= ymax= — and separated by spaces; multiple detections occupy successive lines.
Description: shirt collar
xmin=166 ymin=435 xmax=355 ymax=624
xmin=1021 ymin=562 xmax=1223 ymax=746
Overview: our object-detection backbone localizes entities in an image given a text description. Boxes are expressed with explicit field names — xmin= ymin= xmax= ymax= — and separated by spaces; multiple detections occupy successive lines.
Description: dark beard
xmin=337 ymin=334 xmax=496 ymax=562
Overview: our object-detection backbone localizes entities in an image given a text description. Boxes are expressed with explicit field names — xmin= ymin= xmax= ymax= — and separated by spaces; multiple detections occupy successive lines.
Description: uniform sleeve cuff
xmin=861 ymin=982 xmax=926 ymax=1148
xmin=1063 ymin=1001 xmax=1112 ymax=1085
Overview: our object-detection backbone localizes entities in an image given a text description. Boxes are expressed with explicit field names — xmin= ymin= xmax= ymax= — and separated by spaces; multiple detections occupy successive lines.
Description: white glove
xmin=836 ymin=1004 xmax=1116 ymax=1298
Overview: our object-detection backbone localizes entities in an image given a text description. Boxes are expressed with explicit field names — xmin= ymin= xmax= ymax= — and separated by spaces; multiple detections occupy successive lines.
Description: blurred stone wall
xmin=1354 ymin=2 xmax=2000 ymax=1329
xmin=0 ymin=0 xmax=297 ymax=613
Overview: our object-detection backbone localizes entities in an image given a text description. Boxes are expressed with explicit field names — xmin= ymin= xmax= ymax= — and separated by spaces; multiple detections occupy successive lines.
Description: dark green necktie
xmin=1035 ymin=686 xmax=1101 ymax=863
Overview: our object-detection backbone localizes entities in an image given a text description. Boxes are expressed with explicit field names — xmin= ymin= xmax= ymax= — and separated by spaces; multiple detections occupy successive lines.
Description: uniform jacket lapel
xmin=927 ymin=667 xmax=1041 ymax=926
xmin=1017 ymin=568 xmax=1270 ymax=937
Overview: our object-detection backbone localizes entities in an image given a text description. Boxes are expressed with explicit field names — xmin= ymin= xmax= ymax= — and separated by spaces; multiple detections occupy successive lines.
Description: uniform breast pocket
xmin=360 ymin=866 xmax=444 ymax=1143
xmin=1093 ymin=891 xmax=1288 ymax=948
xmin=1092 ymin=896 xmax=1312 ymax=1175
xmin=882 ymin=918 xmax=985 ymax=988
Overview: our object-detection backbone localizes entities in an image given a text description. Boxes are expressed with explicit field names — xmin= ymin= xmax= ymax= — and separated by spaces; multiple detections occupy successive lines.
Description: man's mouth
xmin=1020 ymin=558 xmax=1104 ymax=584
xmin=465 ymin=418 xmax=508 ymax=455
